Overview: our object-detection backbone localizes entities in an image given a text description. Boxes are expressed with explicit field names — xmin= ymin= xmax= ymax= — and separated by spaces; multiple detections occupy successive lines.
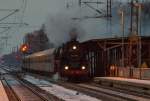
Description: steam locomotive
xmin=22 ymin=39 xmax=90 ymax=80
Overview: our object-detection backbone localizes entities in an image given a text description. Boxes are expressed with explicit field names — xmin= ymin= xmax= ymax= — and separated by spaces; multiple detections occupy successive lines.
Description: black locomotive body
xmin=60 ymin=39 xmax=89 ymax=79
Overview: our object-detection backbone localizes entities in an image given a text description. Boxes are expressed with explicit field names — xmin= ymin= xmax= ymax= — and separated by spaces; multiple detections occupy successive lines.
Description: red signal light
xmin=20 ymin=44 xmax=28 ymax=53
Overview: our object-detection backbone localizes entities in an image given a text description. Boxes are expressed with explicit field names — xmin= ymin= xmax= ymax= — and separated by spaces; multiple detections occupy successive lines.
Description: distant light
xmin=73 ymin=46 xmax=77 ymax=50
xmin=110 ymin=65 xmax=115 ymax=70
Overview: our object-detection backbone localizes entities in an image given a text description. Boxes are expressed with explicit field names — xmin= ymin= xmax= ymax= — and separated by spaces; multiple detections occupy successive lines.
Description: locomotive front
xmin=60 ymin=39 xmax=89 ymax=79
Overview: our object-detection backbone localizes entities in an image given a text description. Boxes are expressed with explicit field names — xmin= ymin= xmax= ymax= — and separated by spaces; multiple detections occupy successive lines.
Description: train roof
xmin=81 ymin=36 xmax=150 ymax=44
xmin=25 ymin=48 xmax=55 ymax=59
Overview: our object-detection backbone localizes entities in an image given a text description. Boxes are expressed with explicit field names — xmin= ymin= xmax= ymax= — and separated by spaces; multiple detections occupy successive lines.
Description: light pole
xmin=138 ymin=3 xmax=142 ymax=79
xmin=119 ymin=9 xmax=125 ymax=68
xmin=138 ymin=3 xmax=142 ymax=68
xmin=121 ymin=10 xmax=125 ymax=68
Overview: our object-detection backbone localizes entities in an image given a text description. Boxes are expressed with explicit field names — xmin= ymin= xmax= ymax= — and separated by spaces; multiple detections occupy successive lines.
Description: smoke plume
xmin=45 ymin=0 xmax=150 ymax=46
xmin=45 ymin=9 xmax=85 ymax=47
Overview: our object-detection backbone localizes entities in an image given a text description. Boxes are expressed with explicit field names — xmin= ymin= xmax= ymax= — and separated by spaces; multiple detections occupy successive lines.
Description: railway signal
xmin=20 ymin=44 xmax=29 ymax=53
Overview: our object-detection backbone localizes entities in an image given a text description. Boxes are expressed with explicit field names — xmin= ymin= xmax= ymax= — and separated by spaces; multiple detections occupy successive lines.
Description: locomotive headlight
xmin=73 ymin=46 xmax=77 ymax=50
xmin=64 ymin=66 xmax=69 ymax=70
xmin=81 ymin=66 xmax=86 ymax=70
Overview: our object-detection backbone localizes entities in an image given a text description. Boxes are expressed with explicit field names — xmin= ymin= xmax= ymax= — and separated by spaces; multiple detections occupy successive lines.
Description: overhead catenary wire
xmin=0 ymin=9 xmax=18 ymax=12
xmin=19 ymin=0 xmax=27 ymax=26
xmin=0 ymin=0 xmax=25 ymax=53
xmin=0 ymin=9 xmax=19 ymax=22
xmin=0 ymin=27 xmax=11 ymax=34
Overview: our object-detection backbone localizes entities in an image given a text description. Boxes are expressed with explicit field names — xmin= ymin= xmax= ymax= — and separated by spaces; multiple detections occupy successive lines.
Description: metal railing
xmin=116 ymin=67 xmax=150 ymax=80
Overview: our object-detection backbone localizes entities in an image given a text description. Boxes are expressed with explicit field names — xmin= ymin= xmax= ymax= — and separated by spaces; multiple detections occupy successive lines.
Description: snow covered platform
xmin=24 ymin=75 xmax=101 ymax=101
xmin=0 ymin=81 xmax=9 ymax=101
xmin=94 ymin=77 xmax=150 ymax=95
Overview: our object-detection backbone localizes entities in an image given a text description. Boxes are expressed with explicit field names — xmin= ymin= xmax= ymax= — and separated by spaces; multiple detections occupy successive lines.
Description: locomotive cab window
xmin=70 ymin=61 xmax=80 ymax=68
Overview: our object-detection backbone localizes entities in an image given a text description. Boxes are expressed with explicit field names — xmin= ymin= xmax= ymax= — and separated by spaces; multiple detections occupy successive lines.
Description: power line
xmin=0 ymin=27 xmax=11 ymax=28
xmin=0 ymin=1 xmax=26 ymax=53
xmin=0 ymin=22 xmax=28 ymax=25
xmin=0 ymin=9 xmax=19 ymax=22
xmin=0 ymin=27 xmax=11 ymax=34
xmin=20 ymin=0 xmax=27 ymax=26
xmin=0 ymin=9 xmax=18 ymax=11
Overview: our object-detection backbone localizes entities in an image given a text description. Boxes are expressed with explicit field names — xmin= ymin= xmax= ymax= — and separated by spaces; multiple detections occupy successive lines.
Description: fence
xmin=111 ymin=67 xmax=150 ymax=80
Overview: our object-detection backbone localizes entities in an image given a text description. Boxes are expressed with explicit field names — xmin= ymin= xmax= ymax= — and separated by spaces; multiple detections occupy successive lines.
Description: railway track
xmin=2 ymin=77 xmax=49 ymax=101
xmin=0 ymin=64 xmax=21 ymax=74
xmin=0 ymin=65 xmax=61 ymax=101
xmin=1 ymin=79 xmax=19 ymax=101
xmin=89 ymin=82 xmax=150 ymax=99
xmin=57 ymin=81 xmax=150 ymax=101
xmin=22 ymin=73 xmax=150 ymax=101
xmin=1 ymin=64 xmax=150 ymax=101
xmin=19 ymin=78 xmax=63 ymax=101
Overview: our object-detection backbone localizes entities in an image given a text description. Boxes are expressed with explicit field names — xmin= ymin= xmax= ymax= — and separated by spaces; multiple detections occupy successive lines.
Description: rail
xmin=1 ymin=79 xmax=21 ymax=101
xmin=18 ymin=79 xmax=49 ymax=101
xmin=0 ymin=64 xmax=58 ymax=101
xmin=57 ymin=81 xmax=137 ymax=101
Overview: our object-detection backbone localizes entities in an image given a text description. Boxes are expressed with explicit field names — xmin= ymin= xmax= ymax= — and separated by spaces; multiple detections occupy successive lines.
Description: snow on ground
xmin=24 ymin=75 xmax=101 ymax=101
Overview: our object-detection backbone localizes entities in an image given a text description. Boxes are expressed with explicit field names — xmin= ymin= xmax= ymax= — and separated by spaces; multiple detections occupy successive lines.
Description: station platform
xmin=0 ymin=81 xmax=9 ymax=101
xmin=94 ymin=77 xmax=150 ymax=95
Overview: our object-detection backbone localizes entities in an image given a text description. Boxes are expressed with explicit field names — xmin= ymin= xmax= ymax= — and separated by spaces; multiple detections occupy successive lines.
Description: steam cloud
xmin=45 ymin=0 xmax=150 ymax=47
xmin=45 ymin=10 xmax=85 ymax=47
